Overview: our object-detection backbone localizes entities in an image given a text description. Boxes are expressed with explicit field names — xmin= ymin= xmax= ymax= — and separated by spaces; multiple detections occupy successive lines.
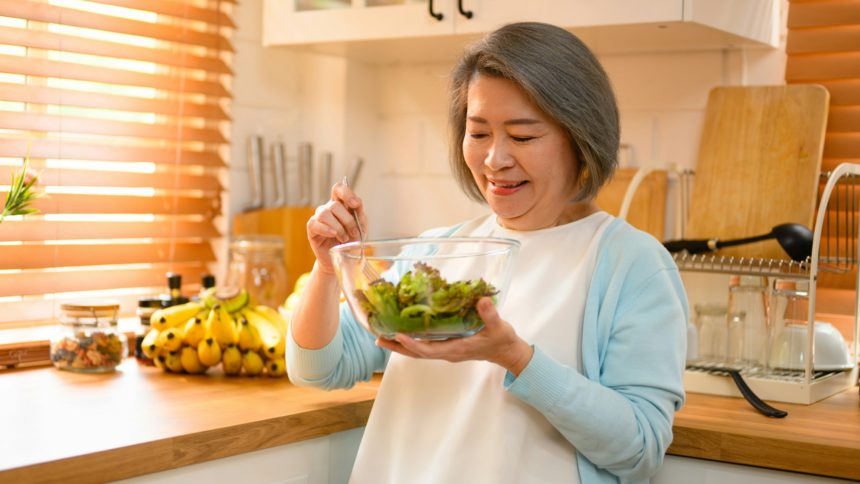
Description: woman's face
xmin=463 ymin=74 xmax=584 ymax=230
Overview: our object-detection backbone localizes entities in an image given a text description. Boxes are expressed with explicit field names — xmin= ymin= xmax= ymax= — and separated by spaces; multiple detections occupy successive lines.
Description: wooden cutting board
xmin=596 ymin=167 xmax=668 ymax=240
xmin=685 ymin=85 xmax=829 ymax=260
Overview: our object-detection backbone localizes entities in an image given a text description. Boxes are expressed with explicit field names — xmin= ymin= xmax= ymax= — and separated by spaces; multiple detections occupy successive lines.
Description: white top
xmin=350 ymin=212 xmax=613 ymax=484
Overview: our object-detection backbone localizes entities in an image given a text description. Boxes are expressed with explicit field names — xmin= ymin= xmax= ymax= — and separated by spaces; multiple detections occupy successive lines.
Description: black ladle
xmin=663 ymin=223 xmax=813 ymax=262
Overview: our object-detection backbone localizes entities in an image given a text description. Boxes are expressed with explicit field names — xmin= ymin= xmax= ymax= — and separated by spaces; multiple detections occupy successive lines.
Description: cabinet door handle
xmin=428 ymin=0 xmax=443 ymax=21
xmin=457 ymin=0 xmax=473 ymax=19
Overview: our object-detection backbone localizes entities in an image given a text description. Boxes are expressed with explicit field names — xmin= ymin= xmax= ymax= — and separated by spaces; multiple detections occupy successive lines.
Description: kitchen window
xmin=0 ymin=0 xmax=234 ymax=332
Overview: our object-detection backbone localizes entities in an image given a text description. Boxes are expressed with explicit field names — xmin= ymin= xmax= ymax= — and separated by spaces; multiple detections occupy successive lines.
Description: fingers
xmin=331 ymin=179 xmax=364 ymax=212
xmin=376 ymin=337 xmax=422 ymax=358
xmin=389 ymin=334 xmax=469 ymax=363
xmin=307 ymin=178 xmax=368 ymax=244
xmin=476 ymin=297 xmax=501 ymax=328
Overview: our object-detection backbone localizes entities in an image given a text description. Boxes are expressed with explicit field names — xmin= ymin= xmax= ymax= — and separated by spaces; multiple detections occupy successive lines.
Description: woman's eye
xmin=511 ymin=136 xmax=535 ymax=142
xmin=469 ymin=133 xmax=488 ymax=139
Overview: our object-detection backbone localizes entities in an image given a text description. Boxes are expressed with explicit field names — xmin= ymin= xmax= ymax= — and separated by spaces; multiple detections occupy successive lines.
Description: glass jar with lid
xmin=225 ymin=235 xmax=288 ymax=308
xmin=50 ymin=299 xmax=128 ymax=373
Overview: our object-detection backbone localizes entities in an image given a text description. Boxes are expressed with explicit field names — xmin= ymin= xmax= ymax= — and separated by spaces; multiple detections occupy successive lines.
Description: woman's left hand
xmin=376 ymin=298 xmax=535 ymax=376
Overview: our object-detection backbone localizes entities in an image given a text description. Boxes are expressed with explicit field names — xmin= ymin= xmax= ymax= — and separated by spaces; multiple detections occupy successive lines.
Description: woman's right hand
xmin=306 ymin=179 xmax=366 ymax=276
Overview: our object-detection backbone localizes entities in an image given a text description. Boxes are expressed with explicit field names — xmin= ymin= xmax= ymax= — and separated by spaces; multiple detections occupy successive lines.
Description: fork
xmin=342 ymin=176 xmax=381 ymax=282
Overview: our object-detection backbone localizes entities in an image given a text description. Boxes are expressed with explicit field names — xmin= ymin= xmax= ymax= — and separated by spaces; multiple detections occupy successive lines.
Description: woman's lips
xmin=488 ymin=180 xmax=527 ymax=196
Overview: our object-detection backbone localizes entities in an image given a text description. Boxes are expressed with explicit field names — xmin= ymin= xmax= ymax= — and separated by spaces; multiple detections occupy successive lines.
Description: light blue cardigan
xmin=287 ymin=218 xmax=688 ymax=483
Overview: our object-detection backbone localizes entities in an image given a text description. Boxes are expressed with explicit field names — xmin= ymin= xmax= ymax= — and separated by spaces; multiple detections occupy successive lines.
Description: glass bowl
xmin=330 ymin=237 xmax=519 ymax=340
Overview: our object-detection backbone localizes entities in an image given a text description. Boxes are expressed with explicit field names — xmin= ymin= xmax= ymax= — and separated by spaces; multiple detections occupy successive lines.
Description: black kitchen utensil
xmin=711 ymin=367 xmax=788 ymax=418
xmin=663 ymin=223 xmax=813 ymax=262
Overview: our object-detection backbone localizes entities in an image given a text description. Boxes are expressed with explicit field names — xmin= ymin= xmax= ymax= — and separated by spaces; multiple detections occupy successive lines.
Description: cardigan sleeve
xmin=286 ymin=300 xmax=389 ymax=390
xmin=505 ymin=244 xmax=687 ymax=481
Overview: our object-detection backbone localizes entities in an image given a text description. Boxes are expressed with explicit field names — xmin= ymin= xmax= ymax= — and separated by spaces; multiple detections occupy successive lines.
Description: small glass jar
xmin=51 ymin=300 xmax=128 ymax=373
xmin=225 ymin=235 xmax=288 ymax=308
xmin=135 ymin=297 xmax=167 ymax=365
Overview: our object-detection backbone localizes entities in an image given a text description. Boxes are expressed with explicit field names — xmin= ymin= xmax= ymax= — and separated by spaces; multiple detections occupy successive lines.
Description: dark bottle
xmin=166 ymin=272 xmax=190 ymax=306
xmin=202 ymin=273 xmax=216 ymax=290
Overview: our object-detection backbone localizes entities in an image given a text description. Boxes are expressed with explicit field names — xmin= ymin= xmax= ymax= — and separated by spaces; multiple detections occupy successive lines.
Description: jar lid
xmin=60 ymin=299 xmax=120 ymax=319
xmin=229 ymin=235 xmax=284 ymax=252
xmin=138 ymin=296 xmax=169 ymax=308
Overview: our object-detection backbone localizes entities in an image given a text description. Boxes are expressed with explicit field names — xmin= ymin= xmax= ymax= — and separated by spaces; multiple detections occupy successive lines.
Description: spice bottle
xmin=166 ymin=272 xmax=190 ymax=307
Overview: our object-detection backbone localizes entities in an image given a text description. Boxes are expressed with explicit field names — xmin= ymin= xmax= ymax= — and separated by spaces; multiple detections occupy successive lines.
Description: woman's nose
xmin=484 ymin=141 xmax=515 ymax=170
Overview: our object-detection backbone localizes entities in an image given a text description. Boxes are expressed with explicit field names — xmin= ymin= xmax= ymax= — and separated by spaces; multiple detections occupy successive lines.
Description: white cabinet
xmin=263 ymin=1 xmax=454 ymax=45
xmin=654 ymin=455 xmax=853 ymax=483
xmin=115 ymin=427 xmax=366 ymax=484
xmin=262 ymin=0 xmax=780 ymax=63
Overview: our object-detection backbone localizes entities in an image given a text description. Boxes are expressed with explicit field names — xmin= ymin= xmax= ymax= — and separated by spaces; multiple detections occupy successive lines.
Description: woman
xmin=288 ymin=22 xmax=687 ymax=484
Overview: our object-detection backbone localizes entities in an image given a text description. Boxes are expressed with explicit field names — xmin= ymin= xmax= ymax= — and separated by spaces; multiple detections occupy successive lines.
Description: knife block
xmin=232 ymin=206 xmax=316 ymax=295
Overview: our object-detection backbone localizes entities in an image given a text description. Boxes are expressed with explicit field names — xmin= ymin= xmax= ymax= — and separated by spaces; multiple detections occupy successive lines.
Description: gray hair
xmin=449 ymin=22 xmax=619 ymax=202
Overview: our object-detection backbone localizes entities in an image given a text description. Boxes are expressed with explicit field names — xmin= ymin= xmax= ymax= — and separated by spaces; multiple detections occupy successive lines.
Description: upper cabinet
xmin=262 ymin=0 xmax=780 ymax=64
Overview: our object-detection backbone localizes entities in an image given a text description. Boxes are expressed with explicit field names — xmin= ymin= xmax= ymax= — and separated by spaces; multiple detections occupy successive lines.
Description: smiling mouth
xmin=489 ymin=180 xmax=527 ymax=189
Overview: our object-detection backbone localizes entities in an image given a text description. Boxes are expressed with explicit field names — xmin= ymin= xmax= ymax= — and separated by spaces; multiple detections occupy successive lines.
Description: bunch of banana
xmin=143 ymin=287 xmax=289 ymax=378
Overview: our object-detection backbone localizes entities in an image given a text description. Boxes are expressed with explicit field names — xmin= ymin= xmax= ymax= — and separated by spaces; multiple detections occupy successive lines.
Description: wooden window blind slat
xmin=828 ymin=106 xmax=860 ymax=133
xmin=822 ymin=133 xmax=860 ymax=159
xmin=0 ymin=82 xmax=230 ymax=120
xmin=0 ymin=242 xmax=215 ymax=270
xmin=786 ymin=25 xmax=860 ymax=54
xmin=93 ymin=0 xmax=237 ymax=29
xmin=822 ymin=157 xmax=860 ymax=172
xmin=788 ymin=79 xmax=860 ymax=105
xmin=0 ymin=263 xmax=208 ymax=298
xmin=0 ymin=54 xmax=231 ymax=98
xmin=0 ymin=140 xmax=226 ymax=167
xmin=785 ymin=52 xmax=860 ymax=81
xmin=0 ymin=1 xmax=235 ymax=52
xmin=0 ymin=26 xmax=233 ymax=75
xmin=17 ymin=193 xmax=221 ymax=216
xmin=788 ymin=0 xmax=860 ymax=29
xmin=0 ymin=111 xmax=227 ymax=143
xmin=0 ymin=220 xmax=220 ymax=242
xmin=0 ymin=169 xmax=222 ymax=191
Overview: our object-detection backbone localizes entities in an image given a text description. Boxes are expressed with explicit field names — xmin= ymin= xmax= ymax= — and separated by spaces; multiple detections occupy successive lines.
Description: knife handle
xmin=272 ymin=142 xmax=287 ymax=206
xmin=663 ymin=239 xmax=715 ymax=254
xmin=247 ymin=135 xmax=264 ymax=210
xmin=298 ymin=142 xmax=313 ymax=206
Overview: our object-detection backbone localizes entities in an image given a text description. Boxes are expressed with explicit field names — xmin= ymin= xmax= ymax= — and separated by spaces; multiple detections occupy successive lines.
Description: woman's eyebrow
xmin=466 ymin=116 xmax=541 ymax=125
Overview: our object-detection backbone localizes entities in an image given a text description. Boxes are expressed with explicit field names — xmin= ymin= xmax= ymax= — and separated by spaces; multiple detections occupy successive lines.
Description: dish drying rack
xmin=623 ymin=163 xmax=860 ymax=404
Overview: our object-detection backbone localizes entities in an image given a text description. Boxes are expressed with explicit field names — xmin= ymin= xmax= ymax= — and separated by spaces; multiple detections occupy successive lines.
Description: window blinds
xmin=0 ymin=0 xmax=233 ymax=325
xmin=786 ymin=0 xmax=860 ymax=289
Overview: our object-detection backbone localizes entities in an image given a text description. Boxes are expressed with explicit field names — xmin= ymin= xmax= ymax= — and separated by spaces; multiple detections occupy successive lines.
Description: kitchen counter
xmin=1 ymin=360 xmax=858 ymax=483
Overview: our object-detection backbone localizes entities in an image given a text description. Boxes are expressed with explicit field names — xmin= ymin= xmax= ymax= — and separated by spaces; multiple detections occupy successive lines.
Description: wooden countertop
xmin=0 ymin=360 xmax=380 ymax=483
xmin=671 ymin=389 xmax=860 ymax=480
xmin=1 ymin=360 xmax=858 ymax=483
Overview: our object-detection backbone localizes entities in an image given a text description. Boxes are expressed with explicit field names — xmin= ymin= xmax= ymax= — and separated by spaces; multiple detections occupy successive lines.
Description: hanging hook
xmin=457 ymin=0 xmax=473 ymax=19
xmin=428 ymin=0 xmax=443 ymax=21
